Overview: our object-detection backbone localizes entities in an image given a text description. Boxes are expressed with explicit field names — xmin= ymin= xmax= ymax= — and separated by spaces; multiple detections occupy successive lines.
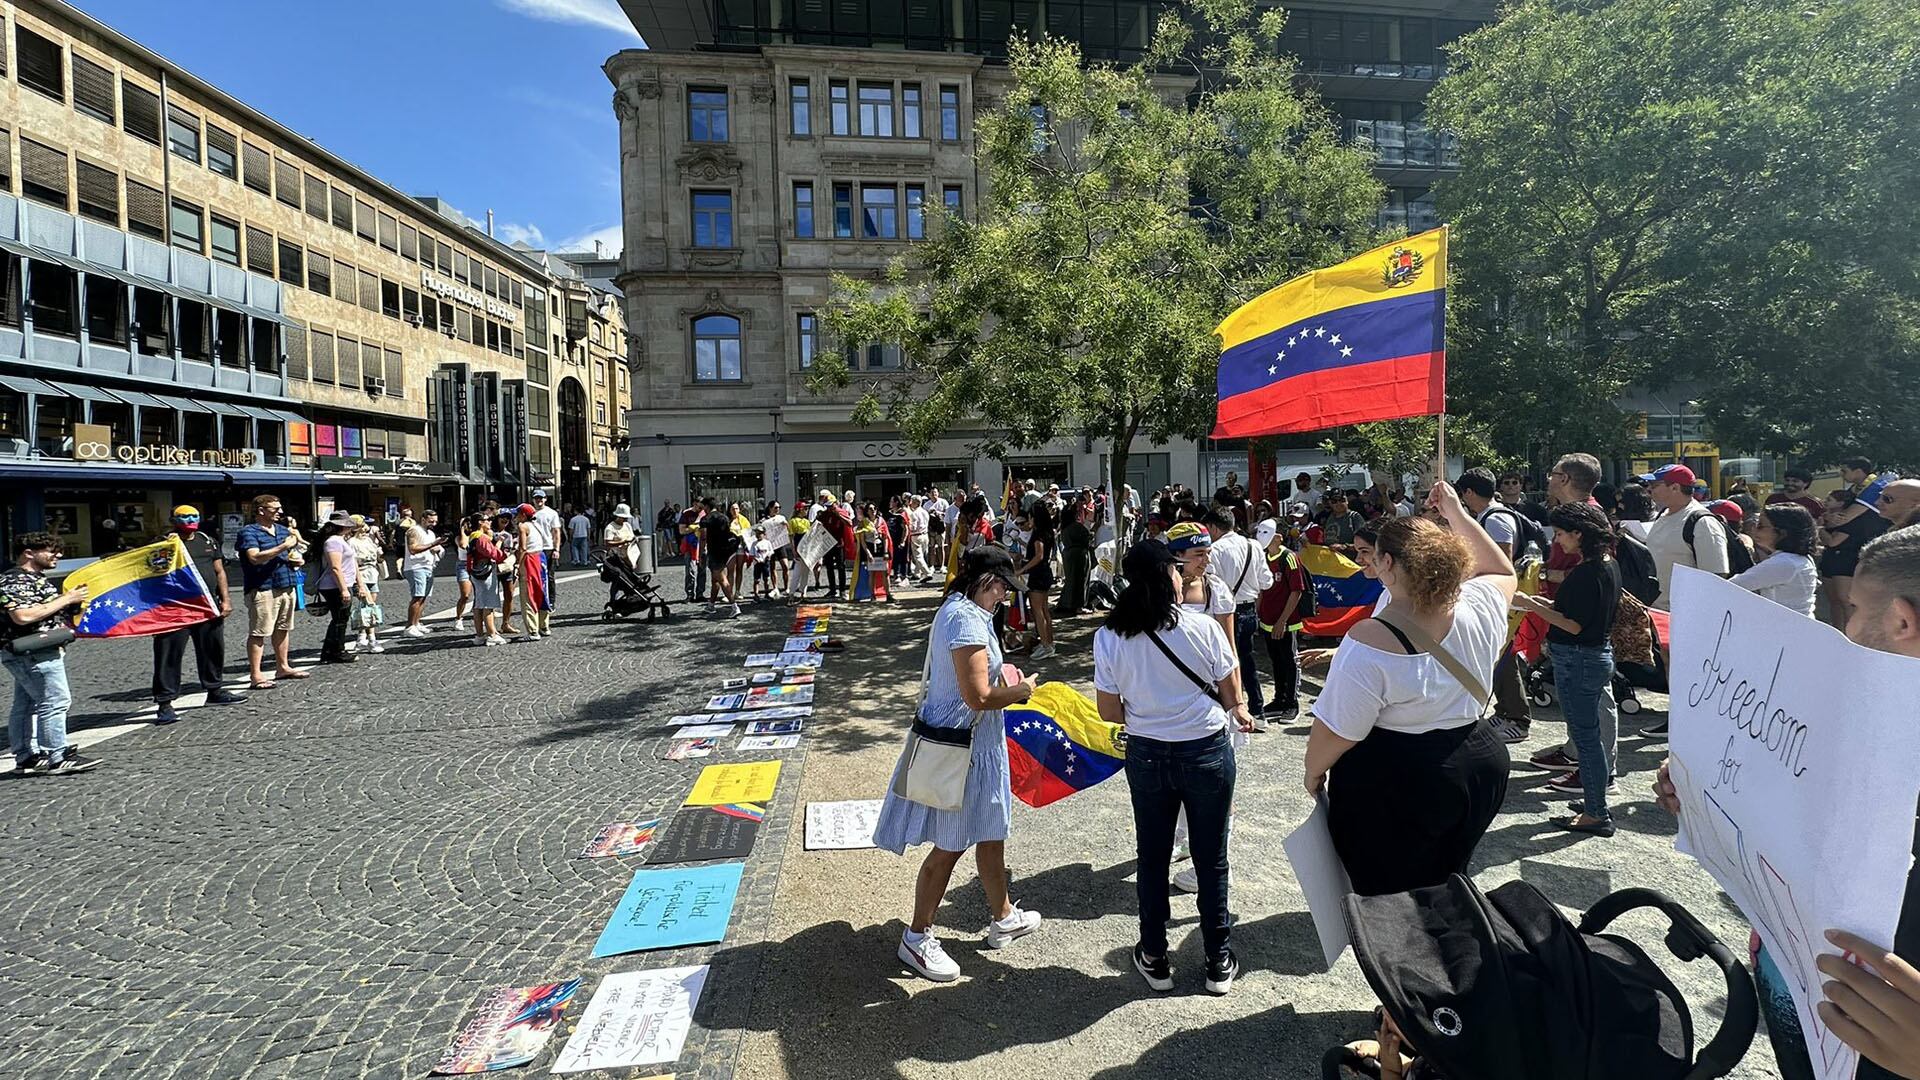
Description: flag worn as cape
xmin=66 ymin=535 xmax=218 ymax=638
xmin=1004 ymin=683 xmax=1125 ymax=808
xmin=1300 ymin=544 xmax=1384 ymax=637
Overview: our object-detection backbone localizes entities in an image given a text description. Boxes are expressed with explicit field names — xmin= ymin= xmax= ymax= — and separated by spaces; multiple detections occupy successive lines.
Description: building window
xmin=848 ymin=342 xmax=903 ymax=371
xmin=940 ymin=85 xmax=961 ymax=141
xmin=74 ymin=160 xmax=119 ymax=225
xmin=132 ymin=287 xmax=169 ymax=353
xmin=331 ymin=187 xmax=353 ymax=231
xmin=833 ymin=182 xmax=853 ymax=238
xmin=381 ymin=279 xmax=400 ymax=319
xmin=798 ymin=312 xmax=817 ymax=369
xmin=215 ymin=309 xmax=244 ymax=367
xmin=245 ymin=225 xmax=274 ymax=276
xmin=126 ymin=178 xmax=165 ymax=240
xmin=206 ymin=126 xmax=238 ymax=180
xmin=794 ymin=181 xmax=814 ymax=238
xmin=830 ymin=80 xmax=850 ymax=135
xmin=692 ymin=314 xmax=743 ymax=382
xmin=943 ymin=184 xmax=963 ymax=218
xmin=242 ymin=143 xmax=271 ymax=195
xmin=209 ymin=216 xmax=241 ymax=266
xmin=790 ymin=79 xmax=811 ymax=135
xmin=170 ymin=199 xmax=203 ymax=254
xmin=307 ymin=251 xmax=332 ymax=294
xmin=903 ymin=85 xmax=923 ymax=139
xmin=71 ymin=55 xmax=117 ymax=124
xmin=275 ymin=160 xmax=301 ymax=209
xmin=400 ymin=224 xmax=418 ymax=261
xmin=861 ymin=184 xmax=899 ymax=239
xmin=688 ymin=87 xmax=730 ymax=142
xmin=355 ymin=199 xmax=376 ymax=242
xmin=16 ymin=27 xmax=65 ymax=102
xmin=906 ymin=185 xmax=927 ymax=239
xmin=122 ymin=83 xmax=162 ymax=145
xmin=691 ymin=191 xmax=734 ymax=248
xmin=378 ymin=213 xmax=398 ymax=253
xmin=28 ymin=261 xmax=78 ymax=336
xmin=303 ymin=174 xmax=327 ymax=219
xmin=85 ymin=277 xmax=128 ymax=345
xmin=858 ymin=83 xmax=895 ymax=137
xmin=20 ymin=138 xmax=69 ymax=209
xmin=167 ymin=106 xmax=201 ymax=164
xmin=277 ymin=240 xmax=303 ymax=286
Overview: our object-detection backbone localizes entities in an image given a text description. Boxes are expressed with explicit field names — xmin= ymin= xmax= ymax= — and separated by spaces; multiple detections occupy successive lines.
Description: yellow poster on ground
xmin=685 ymin=762 xmax=782 ymax=806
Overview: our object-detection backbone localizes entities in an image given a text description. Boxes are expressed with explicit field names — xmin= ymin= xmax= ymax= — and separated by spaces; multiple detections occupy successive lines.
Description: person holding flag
xmin=2 ymin=532 xmax=95 ymax=775
xmin=150 ymin=505 xmax=243 ymax=725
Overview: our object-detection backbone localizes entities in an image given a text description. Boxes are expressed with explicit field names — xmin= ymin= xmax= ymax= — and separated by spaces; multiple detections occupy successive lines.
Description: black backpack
xmin=1481 ymin=506 xmax=1551 ymax=562
xmin=1614 ymin=532 xmax=1661 ymax=605
xmin=1681 ymin=509 xmax=1752 ymax=575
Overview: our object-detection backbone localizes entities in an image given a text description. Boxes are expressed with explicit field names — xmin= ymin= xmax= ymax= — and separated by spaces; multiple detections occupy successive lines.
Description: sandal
xmin=276 ymin=669 xmax=311 ymax=680
xmin=248 ymin=681 xmax=276 ymax=691
xmin=1551 ymin=814 xmax=1616 ymax=838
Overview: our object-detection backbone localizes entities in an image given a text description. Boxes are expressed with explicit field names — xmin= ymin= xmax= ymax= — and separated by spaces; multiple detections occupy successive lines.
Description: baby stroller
xmin=1322 ymin=875 xmax=1756 ymax=1080
xmin=1525 ymin=640 xmax=1669 ymax=716
xmin=597 ymin=551 xmax=672 ymax=622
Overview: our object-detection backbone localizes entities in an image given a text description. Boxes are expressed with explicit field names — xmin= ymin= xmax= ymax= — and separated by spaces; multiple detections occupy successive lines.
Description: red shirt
xmin=1542 ymin=496 xmax=1600 ymax=599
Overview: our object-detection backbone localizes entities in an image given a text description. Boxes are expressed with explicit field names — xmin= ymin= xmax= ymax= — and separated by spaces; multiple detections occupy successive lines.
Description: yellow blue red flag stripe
xmin=65 ymin=535 xmax=218 ymax=638
xmin=1300 ymin=544 xmax=1385 ymax=637
xmin=1003 ymin=683 xmax=1126 ymax=807
xmin=1214 ymin=227 xmax=1448 ymax=437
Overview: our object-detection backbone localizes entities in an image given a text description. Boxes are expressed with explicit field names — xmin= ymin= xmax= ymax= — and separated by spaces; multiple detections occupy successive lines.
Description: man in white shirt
xmin=1203 ymin=507 xmax=1274 ymax=720
xmin=403 ymin=509 xmax=445 ymax=636
xmin=1641 ymin=463 xmax=1732 ymax=610
xmin=566 ymin=508 xmax=593 ymax=567
xmin=762 ymin=503 xmax=791 ymax=596
xmin=923 ymin=487 xmax=949 ymax=570
xmin=1456 ymin=469 xmax=1534 ymax=740
xmin=529 ymin=490 xmax=563 ymax=610
xmin=906 ymin=495 xmax=932 ymax=582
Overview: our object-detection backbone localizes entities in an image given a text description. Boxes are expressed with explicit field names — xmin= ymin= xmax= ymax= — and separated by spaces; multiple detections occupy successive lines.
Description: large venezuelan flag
xmin=1300 ymin=544 xmax=1384 ymax=637
xmin=1004 ymin=683 xmax=1126 ymax=808
xmin=1214 ymin=227 xmax=1448 ymax=437
xmin=65 ymin=535 xmax=218 ymax=638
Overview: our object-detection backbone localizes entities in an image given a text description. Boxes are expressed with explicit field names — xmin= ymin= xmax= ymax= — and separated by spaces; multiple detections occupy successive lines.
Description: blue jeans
xmin=1126 ymin=729 xmax=1236 ymax=960
xmin=3 ymin=650 xmax=72 ymax=764
xmin=1552 ymin=641 xmax=1617 ymax=819
xmin=570 ymin=537 xmax=590 ymax=566
xmin=405 ymin=567 xmax=435 ymax=599
xmin=1233 ymin=602 xmax=1263 ymax=714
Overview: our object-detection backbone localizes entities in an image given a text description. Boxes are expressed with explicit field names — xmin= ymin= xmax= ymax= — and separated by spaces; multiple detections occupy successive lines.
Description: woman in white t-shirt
xmin=1732 ymin=504 xmax=1820 ymax=618
xmin=1306 ymin=481 xmax=1517 ymax=897
xmin=1094 ymin=540 xmax=1256 ymax=996
xmin=760 ymin=503 xmax=791 ymax=597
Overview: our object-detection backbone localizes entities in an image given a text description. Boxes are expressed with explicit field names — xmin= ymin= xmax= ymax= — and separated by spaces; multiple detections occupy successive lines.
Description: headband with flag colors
xmin=64 ymin=535 xmax=219 ymax=638
xmin=1213 ymin=227 xmax=1448 ymax=438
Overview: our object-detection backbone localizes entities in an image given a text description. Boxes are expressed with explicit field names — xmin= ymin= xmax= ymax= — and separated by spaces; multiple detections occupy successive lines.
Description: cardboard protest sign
xmin=591 ymin=864 xmax=743 ymax=957
xmin=647 ymin=803 xmax=764 ymax=863
xmin=685 ymin=761 xmax=782 ymax=805
xmin=795 ymin=526 xmax=835 ymax=570
xmin=671 ymin=723 xmax=733 ymax=740
xmin=743 ymin=651 xmax=823 ymax=669
xmin=1667 ymin=568 xmax=1920 ymax=1080
xmin=550 ymin=967 xmax=709 ymax=1074
xmin=431 ymin=979 xmax=580 ymax=1074
xmin=782 ymin=635 xmax=829 ymax=652
xmin=804 ymin=799 xmax=882 ymax=850
xmin=737 ymin=734 xmax=799 ymax=751
xmin=705 ymin=693 xmax=747 ymax=711
xmin=745 ymin=685 xmax=813 ymax=709
xmin=580 ymin=820 xmax=660 ymax=859
xmin=744 ymin=718 xmax=803 ymax=736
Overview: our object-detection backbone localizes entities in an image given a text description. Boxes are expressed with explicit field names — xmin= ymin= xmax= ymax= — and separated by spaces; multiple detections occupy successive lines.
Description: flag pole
xmin=1435 ymin=412 xmax=1448 ymax=487
xmin=1434 ymin=224 xmax=1451 ymax=488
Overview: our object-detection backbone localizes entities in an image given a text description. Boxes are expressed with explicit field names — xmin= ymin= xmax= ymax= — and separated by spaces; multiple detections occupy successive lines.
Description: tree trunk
xmin=1107 ymin=411 xmax=1139 ymax=566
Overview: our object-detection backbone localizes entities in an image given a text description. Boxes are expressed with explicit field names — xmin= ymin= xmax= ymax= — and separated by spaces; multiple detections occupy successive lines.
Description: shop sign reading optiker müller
xmin=420 ymin=269 xmax=519 ymax=323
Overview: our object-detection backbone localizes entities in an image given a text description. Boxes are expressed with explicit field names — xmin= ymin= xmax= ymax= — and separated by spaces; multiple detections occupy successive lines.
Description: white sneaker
xmin=344 ymin=641 xmax=360 ymax=654
xmin=1172 ymin=866 xmax=1199 ymax=894
xmin=486 ymin=635 xmax=508 ymax=646
xmin=730 ymin=604 xmax=742 ymax=617
xmin=405 ymin=624 xmax=429 ymax=638
xmin=1031 ymin=644 xmax=1056 ymax=660
xmin=368 ymin=640 xmax=386 ymax=654
xmin=1246 ymin=711 xmax=1270 ymax=733
xmin=898 ymin=931 xmax=960 ymax=982
xmin=451 ymin=619 xmax=470 ymax=633
xmin=985 ymin=903 xmax=1042 ymax=948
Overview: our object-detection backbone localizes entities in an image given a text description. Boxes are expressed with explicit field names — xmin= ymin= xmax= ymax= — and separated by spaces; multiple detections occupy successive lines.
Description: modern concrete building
xmin=608 ymin=0 xmax=1495 ymax=512
xmin=0 ymin=0 xmax=554 ymax=555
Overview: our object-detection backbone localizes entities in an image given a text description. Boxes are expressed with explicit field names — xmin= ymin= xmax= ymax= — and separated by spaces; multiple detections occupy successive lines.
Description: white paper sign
xmin=805 ymin=799 xmax=883 ymax=850
xmin=1668 ymin=568 xmax=1920 ymax=1080
xmin=738 ymin=734 xmax=800 ymax=751
xmin=550 ymin=966 xmax=709 ymax=1073
xmin=1282 ymin=794 xmax=1354 ymax=971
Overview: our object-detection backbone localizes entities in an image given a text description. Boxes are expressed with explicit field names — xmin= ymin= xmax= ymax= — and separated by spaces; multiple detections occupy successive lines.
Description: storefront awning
xmin=0 ymin=462 xmax=229 ymax=484
xmin=230 ymin=469 xmax=319 ymax=487
xmin=0 ymin=373 xmax=62 ymax=397
xmin=102 ymin=387 xmax=167 ymax=409
xmin=263 ymin=408 xmax=306 ymax=425
xmin=45 ymin=380 xmax=127 ymax=405
xmin=151 ymin=393 xmax=214 ymax=415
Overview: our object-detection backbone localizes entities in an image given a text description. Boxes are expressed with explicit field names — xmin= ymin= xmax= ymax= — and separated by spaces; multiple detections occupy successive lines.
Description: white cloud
xmin=495 ymin=0 xmax=642 ymax=38
xmin=558 ymin=224 xmax=623 ymax=258
xmin=495 ymin=221 xmax=549 ymax=247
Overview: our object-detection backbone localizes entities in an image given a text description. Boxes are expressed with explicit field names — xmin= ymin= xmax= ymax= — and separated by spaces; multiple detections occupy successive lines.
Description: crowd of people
xmin=864 ymin=452 xmax=1920 ymax=1080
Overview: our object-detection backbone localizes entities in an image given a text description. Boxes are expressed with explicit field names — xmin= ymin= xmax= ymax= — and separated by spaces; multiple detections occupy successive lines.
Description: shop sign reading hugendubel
xmin=421 ymin=269 xmax=519 ymax=324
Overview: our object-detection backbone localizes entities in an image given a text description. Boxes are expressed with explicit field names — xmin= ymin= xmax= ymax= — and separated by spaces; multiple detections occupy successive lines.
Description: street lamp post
xmin=770 ymin=408 xmax=784 ymax=508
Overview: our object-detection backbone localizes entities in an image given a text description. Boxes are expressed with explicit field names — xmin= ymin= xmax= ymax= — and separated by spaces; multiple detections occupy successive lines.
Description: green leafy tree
xmin=1431 ymin=0 xmax=1920 ymax=470
xmin=813 ymin=0 xmax=1384 ymax=516
xmin=1314 ymin=416 xmax=1511 ymax=493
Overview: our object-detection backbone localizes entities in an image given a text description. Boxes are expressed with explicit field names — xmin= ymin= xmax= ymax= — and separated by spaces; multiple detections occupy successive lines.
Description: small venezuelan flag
xmin=65 ymin=535 xmax=218 ymax=638
xmin=1300 ymin=544 xmax=1385 ymax=638
xmin=1214 ymin=227 xmax=1448 ymax=437
xmin=1004 ymin=683 xmax=1126 ymax=808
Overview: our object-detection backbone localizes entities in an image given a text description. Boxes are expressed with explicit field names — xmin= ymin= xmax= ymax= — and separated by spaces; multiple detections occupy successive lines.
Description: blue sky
xmin=73 ymin=0 xmax=644 ymax=257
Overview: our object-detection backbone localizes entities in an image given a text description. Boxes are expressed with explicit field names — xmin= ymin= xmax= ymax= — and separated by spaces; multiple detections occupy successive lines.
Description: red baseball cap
xmin=1636 ymin=463 xmax=1697 ymax=488
xmin=1708 ymin=500 xmax=1744 ymax=525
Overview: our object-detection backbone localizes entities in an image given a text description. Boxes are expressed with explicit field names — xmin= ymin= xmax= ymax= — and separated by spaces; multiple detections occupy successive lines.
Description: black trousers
xmin=823 ymin=548 xmax=846 ymax=595
xmin=320 ymin=588 xmax=352 ymax=659
xmin=1263 ymin=625 xmax=1300 ymax=711
xmin=1328 ymin=720 xmax=1510 ymax=896
xmin=151 ymin=617 xmax=225 ymax=701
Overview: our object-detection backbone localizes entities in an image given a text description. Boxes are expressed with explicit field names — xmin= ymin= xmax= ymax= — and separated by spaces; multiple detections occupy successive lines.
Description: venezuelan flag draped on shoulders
xmin=65 ymin=535 xmax=218 ymax=638
xmin=1004 ymin=683 xmax=1126 ymax=808
xmin=1214 ymin=227 xmax=1448 ymax=438
xmin=1299 ymin=544 xmax=1384 ymax=637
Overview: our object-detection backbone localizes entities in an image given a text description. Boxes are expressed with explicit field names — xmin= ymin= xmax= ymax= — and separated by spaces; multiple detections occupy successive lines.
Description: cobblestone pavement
xmin=0 ymin=572 xmax=812 ymax=1080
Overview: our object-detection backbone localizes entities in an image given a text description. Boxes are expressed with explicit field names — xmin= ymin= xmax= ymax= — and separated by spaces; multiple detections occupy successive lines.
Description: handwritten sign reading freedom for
xmin=591 ymin=864 xmax=744 ymax=957
xmin=1668 ymin=569 xmax=1920 ymax=1080
xmin=550 ymin=966 xmax=709 ymax=1074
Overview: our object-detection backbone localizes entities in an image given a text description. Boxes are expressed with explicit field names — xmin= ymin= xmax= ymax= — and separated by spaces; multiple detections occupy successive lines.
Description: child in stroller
xmin=597 ymin=548 xmax=672 ymax=621
xmin=1325 ymin=875 xmax=1756 ymax=1080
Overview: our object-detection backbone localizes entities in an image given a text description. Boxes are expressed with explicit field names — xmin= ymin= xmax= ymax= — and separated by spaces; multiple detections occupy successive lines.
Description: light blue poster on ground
xmin=590 ymin=863 xmax=745 ymax=958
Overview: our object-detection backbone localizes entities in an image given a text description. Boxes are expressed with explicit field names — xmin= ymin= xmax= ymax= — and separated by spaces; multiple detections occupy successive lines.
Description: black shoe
xmin=13 ymin=752 xmax=50 ymax=776
xmin=206 ymin=689 xmax=245 ymax=705
xmin=44 ymin=751 xmax=102 ymax=776
xmin=1552 ymin=814 xmax=1616 ymax=838
xmin=1133 ymin=945 xmax=1173 ymax=992
xmin=1204 ymin=949 xmax=1239 ymax=995
xmin=154 ymin=702 xmax=181 ymax=725
xmin=1264 ymin=704 xmax=1300 ymax=723
xmin=1642 ymin=719 xmax=1669 ymax=737
xmin=320 ymin=654 xmax=357 ymax=665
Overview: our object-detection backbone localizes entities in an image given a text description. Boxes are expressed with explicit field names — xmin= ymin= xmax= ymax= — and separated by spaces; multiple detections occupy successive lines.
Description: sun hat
xmin=613 ymin=503 xmax=633 ymax=520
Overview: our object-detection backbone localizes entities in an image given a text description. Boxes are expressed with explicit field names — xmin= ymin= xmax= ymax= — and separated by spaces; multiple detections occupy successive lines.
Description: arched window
xmin=692 ymin=314 xmax=742 ymax=382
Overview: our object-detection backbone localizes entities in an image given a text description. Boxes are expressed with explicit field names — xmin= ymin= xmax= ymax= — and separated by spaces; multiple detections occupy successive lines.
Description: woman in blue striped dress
xmin=874 ymin=545 xmax=1042 ymax=982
